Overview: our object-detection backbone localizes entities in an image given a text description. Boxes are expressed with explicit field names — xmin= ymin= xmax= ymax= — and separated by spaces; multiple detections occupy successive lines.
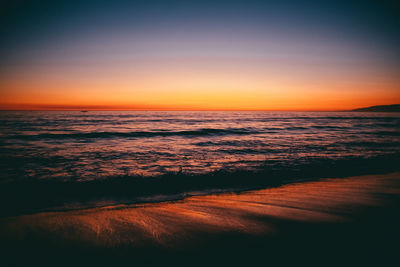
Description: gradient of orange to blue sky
xmin=0 ymin=0 xmax=399 ymax=110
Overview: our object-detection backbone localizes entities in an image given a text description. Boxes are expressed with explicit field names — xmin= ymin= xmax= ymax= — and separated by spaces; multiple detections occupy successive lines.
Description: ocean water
xmin=1 ymin=111 xmax=400 ymax=215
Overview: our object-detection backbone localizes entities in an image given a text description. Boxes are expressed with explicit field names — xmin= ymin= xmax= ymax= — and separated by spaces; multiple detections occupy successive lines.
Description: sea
xmin=1 ymin=111 xmax=399 ymax=216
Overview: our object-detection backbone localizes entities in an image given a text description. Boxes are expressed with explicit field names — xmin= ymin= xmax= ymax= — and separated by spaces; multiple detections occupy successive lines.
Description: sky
xmin=0 ymin=0 xmax=399 ymax=110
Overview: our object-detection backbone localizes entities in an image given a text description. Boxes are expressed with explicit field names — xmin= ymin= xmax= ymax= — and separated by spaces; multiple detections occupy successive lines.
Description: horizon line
xmin=0 ymin=108 xmax=351 ymax=112
xmin=1 ymin=104 xmax=397 ymax=112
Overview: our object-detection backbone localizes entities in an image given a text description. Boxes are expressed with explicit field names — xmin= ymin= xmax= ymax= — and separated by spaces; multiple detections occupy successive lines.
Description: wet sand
xmin=1 ymin=172 xmax=400 ymax=266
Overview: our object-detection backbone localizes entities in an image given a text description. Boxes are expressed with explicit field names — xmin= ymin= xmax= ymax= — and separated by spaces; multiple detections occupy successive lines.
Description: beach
xmin=1 ymin=172 xmax=399 ymax=266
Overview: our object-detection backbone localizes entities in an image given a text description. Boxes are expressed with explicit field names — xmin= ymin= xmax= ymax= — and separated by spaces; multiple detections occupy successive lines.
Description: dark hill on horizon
xmin=352 ymin=104 xmax=400 ymax=112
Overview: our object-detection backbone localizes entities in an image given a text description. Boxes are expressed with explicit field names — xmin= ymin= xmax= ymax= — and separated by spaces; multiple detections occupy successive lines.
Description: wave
xmin=374 ymin=131 xmax=400 ymax=136
xmin=2 ymin=128 xmax=259 ymax=140
xmin=1 ymin=153 xmax=399 ymax=217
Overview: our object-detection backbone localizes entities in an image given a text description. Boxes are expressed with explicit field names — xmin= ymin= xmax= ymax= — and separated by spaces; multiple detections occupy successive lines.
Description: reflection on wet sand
xmin=1 ymin=172 xmax=399 ymax=249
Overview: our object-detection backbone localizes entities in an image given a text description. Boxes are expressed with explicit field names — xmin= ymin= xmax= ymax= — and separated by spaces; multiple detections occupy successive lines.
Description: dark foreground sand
xmin=1 ymin=172 xmax=400 ymax=266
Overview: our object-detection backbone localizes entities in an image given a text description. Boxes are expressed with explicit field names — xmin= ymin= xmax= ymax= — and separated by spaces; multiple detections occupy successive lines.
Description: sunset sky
xmin=1 ymin=0 xmax=399 ymax=111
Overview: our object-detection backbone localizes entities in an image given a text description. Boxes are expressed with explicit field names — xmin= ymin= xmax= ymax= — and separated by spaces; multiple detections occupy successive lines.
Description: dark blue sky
xmin=1 ymin=0 xmax=399 ymax=60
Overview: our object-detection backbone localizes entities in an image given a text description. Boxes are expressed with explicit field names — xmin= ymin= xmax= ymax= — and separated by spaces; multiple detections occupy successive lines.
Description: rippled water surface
xmin=1 ymin=111 xmax=399 ymax=182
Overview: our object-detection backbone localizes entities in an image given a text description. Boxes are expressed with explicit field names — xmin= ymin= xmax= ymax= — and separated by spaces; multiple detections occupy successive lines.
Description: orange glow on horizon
xmin=1 ymin=56 xmax=399 ymax=111
xmin=1 ymin=83 xmax=399 ymax=111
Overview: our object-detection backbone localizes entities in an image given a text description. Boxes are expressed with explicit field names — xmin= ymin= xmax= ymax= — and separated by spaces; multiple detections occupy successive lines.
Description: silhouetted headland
xmin=352 ymin=104 xmax=400 ymax=112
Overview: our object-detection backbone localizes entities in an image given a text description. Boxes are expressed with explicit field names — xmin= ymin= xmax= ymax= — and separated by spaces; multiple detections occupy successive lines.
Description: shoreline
xmin=2 ymin=151 xmax=400 ymax=218
xmin=1 ymin=172 xmax=400 ymax=265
